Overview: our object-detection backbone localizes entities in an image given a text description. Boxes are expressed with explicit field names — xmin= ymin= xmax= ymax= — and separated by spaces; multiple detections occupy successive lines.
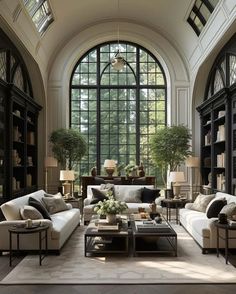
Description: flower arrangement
xmin=94 ymin=194 xmax=128 ymax=215
xmin=124 ymin=163 xmax=138 ymax=176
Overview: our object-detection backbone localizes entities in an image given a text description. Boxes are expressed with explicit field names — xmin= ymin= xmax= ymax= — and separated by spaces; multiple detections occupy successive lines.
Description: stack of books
xmin=135 ymin=221 xmax=171 ymax=233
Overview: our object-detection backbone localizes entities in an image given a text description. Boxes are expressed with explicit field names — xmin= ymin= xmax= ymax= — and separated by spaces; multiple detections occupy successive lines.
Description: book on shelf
xmin=216 ymin=125 xmax=225 ymax=142
xmin=204 ymin=131 xmax=211 ymax=145
xmin=217 ymin=152 xmax=225 ymax=167
xmin=216 ymin=173 xmax=225 ymax=191
xmin=218 ymin=111 xmax=225 ymax=118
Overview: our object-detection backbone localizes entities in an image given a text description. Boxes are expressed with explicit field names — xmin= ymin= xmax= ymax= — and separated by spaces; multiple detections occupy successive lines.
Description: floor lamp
xmin=186 ymin=156 xmax=200 ymax=201
xmin=44 ymin=156 xmax=58 ymax=192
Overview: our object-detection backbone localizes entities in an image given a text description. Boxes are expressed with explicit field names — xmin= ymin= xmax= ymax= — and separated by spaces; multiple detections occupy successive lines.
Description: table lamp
xmin=60 ymin=170 xmax=75 ymax=197
xmin=104 ymin=159 xmax=116 ymax=177
xmin=169 ymin=171 xmax=185 ymax=198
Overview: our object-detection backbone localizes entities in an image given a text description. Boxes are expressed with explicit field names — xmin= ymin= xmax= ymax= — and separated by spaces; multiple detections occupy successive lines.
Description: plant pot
xmin=106 ymin=214 xmax=117 ymax=224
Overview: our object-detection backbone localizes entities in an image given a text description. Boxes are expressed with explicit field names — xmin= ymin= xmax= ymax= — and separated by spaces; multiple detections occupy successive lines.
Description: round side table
xmin=162 ymin=198 xmax=188 ymax=224
xmin=8 ymin=224 xmax=49 ymax=266
xmin=214 ymin=220 xmax=236 ymax=264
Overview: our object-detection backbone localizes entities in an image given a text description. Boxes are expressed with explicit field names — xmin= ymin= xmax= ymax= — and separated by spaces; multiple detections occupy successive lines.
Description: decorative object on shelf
xmin=12 ymin=149 xmax=21 ymax=166
xmin=27 ymin=156 xmax=33 ymax=166
xmin=169 ymin=171 xmax=185 ymax=198
xmin=13 ymin=126 xmax=22 ymax=142
xmin=44 ymin=156 xmax=58 ymax=192
xmin=124 ymin=163 xmax=138 ymax=177
xmin=138 ymin=162 xmax=145 ymax=177
xmin=186 ymin=156 xmax=200 ymax=200
xmin=90 ymin=166 xmax=97 ymax=177
xmin=150 ymin=125 xmax=192 ymax=186
xmin=60 ymin=170 xmax=75 ymax=196
xmin=14 ymin=110 xmax=21 ymax=117
xmin=94 ymin=194 xmax=128 ymax=224
xmin=104 ymin=159 xmax=116 ymax=177
xmin=26 ymin=174 xmax=32 ymax=187
xmin=49 ymin=128 xmax=87 ymax=170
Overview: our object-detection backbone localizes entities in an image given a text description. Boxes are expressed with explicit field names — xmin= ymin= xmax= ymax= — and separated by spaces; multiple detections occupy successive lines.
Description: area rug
xmin=1 ymin=224 xmax=236 ymax=284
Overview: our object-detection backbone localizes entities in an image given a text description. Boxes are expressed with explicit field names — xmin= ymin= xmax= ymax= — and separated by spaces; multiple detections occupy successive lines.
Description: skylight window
xmin=23 ymin=0 xmax=54 ymax=35
xmin=187 ymin=0 xmax=219 ymax=36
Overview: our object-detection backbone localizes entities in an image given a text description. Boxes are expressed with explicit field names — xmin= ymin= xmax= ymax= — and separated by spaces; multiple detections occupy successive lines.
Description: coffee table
xmin=130 ymin=216 xmax=177 ymax=256
xmin=84 ymin=216 xmax=129 ymax=256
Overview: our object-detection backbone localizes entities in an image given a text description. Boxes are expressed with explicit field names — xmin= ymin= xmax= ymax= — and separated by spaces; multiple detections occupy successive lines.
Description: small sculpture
xmin=90 ymin=166 xmax=97 ymax=177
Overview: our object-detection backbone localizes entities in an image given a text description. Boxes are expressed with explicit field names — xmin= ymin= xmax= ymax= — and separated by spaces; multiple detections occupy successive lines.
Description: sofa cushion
xmin=28 ymin=197 xmax=51 ymax=220
xmin=123 ymin=189 xmax=142 ymax=203
xmin=220 ymin=202 xmax=236 ymax=217
xmin=191 ymin=193 xmax=215 ymax=212
xmin=90 ymin=188 xmax=109 ymax=204
xmin=115 ymin=185 xmax=154 ymax=202
xmin=206 ymin=199 xmax=227 ymax=218
xmin=42 ymin=196 xmax=69 ymax=214
xmin=141 ymin=187 xmax=160 ymax=203
xmin=20 ymin=205 xmax=43 ymax=220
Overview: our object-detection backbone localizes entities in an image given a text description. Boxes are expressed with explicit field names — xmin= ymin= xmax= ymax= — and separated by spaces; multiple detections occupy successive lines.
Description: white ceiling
xmin=42 ymin=0 xmax=197 ymax=62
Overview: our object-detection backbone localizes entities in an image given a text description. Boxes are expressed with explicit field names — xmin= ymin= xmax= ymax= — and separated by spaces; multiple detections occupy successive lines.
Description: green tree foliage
xmin=150 ymin=125 xmax=192 ymax=185
xmin=49 ymin=128 xmax=87 ymax=169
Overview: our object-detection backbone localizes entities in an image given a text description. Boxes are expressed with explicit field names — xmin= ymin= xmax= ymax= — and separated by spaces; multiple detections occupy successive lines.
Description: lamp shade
xmin=44 ymin=156 xmax=58 ymax=167
xmin=60 ymin=170 xmax=75 ymax=181
xmin=169 ymin=171 xmax=185 ymax=183
xmin=104 ymin=159 xmax=116 ymax=168
xmin=186 ymin=156 xmax=200 ymax=167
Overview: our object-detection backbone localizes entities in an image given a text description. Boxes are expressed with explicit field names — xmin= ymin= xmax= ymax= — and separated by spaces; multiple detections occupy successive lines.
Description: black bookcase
xmin=0 ymin=85 xmax=41 ymax=204
xmin=197 ymin=89 xmax=231 ymax=194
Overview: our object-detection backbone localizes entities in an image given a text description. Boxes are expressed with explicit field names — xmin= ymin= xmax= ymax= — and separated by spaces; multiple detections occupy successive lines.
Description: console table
xmin=81 ymin=176 xmax=156 ymax=199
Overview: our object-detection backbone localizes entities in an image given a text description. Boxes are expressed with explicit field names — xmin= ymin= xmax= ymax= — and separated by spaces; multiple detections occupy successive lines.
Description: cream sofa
xmin=83 ymin=185 xmax=163 ymax=224
xmin=179 ymin=192 xmax=236 ymax=253
xmin=0 ymin=190 xmax=80 ymax=254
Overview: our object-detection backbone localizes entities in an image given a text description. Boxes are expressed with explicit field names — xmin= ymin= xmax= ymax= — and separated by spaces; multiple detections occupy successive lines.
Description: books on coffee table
xmin=97 ymin=223 xmax=119 ymax=231
xmin=135 ymin=221 xmax=171 ymax=233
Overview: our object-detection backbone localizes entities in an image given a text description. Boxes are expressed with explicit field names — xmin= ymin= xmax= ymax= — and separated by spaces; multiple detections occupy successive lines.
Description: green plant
xmin=124 ymin=163 xmax=138 ymax=176
xmin=94 ymin=193 xmax=128 ymax=215
xmin=49 ymin=128 xmax=87 ymax=169
xmin=150 ymin=125 xmax=192 ymax=185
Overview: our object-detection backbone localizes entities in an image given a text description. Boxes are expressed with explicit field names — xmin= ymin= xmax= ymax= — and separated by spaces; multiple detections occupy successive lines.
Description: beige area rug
xmin=1 ymin=224 xmax=236 ymax=284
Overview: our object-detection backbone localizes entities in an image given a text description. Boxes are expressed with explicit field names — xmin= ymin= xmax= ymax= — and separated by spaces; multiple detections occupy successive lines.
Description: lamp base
xmin=173 ymin=184 xmax=181 ymax=198
xmin=105 ymin=168 xmax=115 ymax=178
xmin=62 ymin=182 xmax=71 ymax=195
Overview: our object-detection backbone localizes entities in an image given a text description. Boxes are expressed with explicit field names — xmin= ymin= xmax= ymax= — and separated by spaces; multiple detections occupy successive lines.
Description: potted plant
xmin=124 ymin=163 xmax=138 ymax=177
xmin=49 ymin=128 xmax=87 ymax=169
xmin=150 ymin=125 xmax=192 ymax=186
xmin=94 ymin=192 xmax=128 ymax=224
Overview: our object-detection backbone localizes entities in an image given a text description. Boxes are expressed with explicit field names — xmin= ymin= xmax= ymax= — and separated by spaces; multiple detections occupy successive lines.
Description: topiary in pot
xmin=150 ymin=125 xmax=192 ymax=186
xmin=49 ymin=128 xmax=87 ymax=169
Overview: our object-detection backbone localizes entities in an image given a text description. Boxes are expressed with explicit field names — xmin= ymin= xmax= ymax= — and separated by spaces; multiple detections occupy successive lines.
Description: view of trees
xmin=70 ymin=42 xmax=166 ymax=184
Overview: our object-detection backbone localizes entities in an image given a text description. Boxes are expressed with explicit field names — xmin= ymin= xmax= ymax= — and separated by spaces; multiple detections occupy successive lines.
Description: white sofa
xmin=0 ymin=190 xmax=80 ymax=254
xmin=179 ymin=192 xmax=236 ymax=253
xmin=83 ymin=185 xmax=163 ymax=224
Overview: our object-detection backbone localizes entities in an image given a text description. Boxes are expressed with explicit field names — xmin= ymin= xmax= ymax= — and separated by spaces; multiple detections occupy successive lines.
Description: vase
xmin=106 ymin=214 xmax=117 ymax=224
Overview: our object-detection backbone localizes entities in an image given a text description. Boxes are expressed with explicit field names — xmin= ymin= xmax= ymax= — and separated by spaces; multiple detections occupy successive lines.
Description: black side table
xmin=214 ymin=221 xmax=236 ymax=264
xmin=8 ymin=224 xmax=49 ymax=266
xmin=162 ymin=198 xmax=188 ymax=224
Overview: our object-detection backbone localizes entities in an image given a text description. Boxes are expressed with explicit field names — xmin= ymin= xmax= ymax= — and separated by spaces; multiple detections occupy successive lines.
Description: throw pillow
xmin=191 ymin=193 xmax=215 ymax=212
xmin=20 ymin=205 xmax=43 ymax=220
xmin=206 ymin=199 xmax=227 ymax=218
xmin=123 ymin=189 xmax=142 ymax=203
xmin=44 ymin=192 xmax=62 ymax=198
xmin=141 ymin=187 xmax=160 ymax=203
xmin=28 ymin=197 xmax=51 ymax=220
xmin=90 ymin=188 xmax=109 ymax=204
xmin=42 ymin=196 xmax=69 ymax=214
xmin=220 ymin=202 xmax=236 ymax=217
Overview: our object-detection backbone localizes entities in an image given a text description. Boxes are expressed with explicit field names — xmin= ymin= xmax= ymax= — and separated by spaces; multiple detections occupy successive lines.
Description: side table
xmin=162 ymin=198 xmax=188 ymax=224
xmin=8 ymin=224 xmax=49 ymax=266
xmin=214 ymin=220 xmax=236 ymax=264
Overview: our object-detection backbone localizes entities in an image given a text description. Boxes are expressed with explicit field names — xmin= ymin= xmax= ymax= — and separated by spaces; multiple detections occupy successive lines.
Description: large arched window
xmin=70 ymin=42 xmax=167 ymax=178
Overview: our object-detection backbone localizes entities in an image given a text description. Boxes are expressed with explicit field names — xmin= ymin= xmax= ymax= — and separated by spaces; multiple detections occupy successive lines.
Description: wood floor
xmin=0 ymin=254 xmax=236 ymax=294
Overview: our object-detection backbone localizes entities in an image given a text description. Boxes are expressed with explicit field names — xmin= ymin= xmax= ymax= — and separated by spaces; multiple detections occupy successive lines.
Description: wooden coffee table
xmin=84 ymin=216 xmax=130 ymax=256
xmin=130 ymin=217 xmax=177 ymax=256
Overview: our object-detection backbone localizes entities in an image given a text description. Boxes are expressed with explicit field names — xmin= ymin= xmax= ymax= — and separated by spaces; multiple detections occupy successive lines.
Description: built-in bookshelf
xmin=197 ymin=92 xmax=229 ymax=194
